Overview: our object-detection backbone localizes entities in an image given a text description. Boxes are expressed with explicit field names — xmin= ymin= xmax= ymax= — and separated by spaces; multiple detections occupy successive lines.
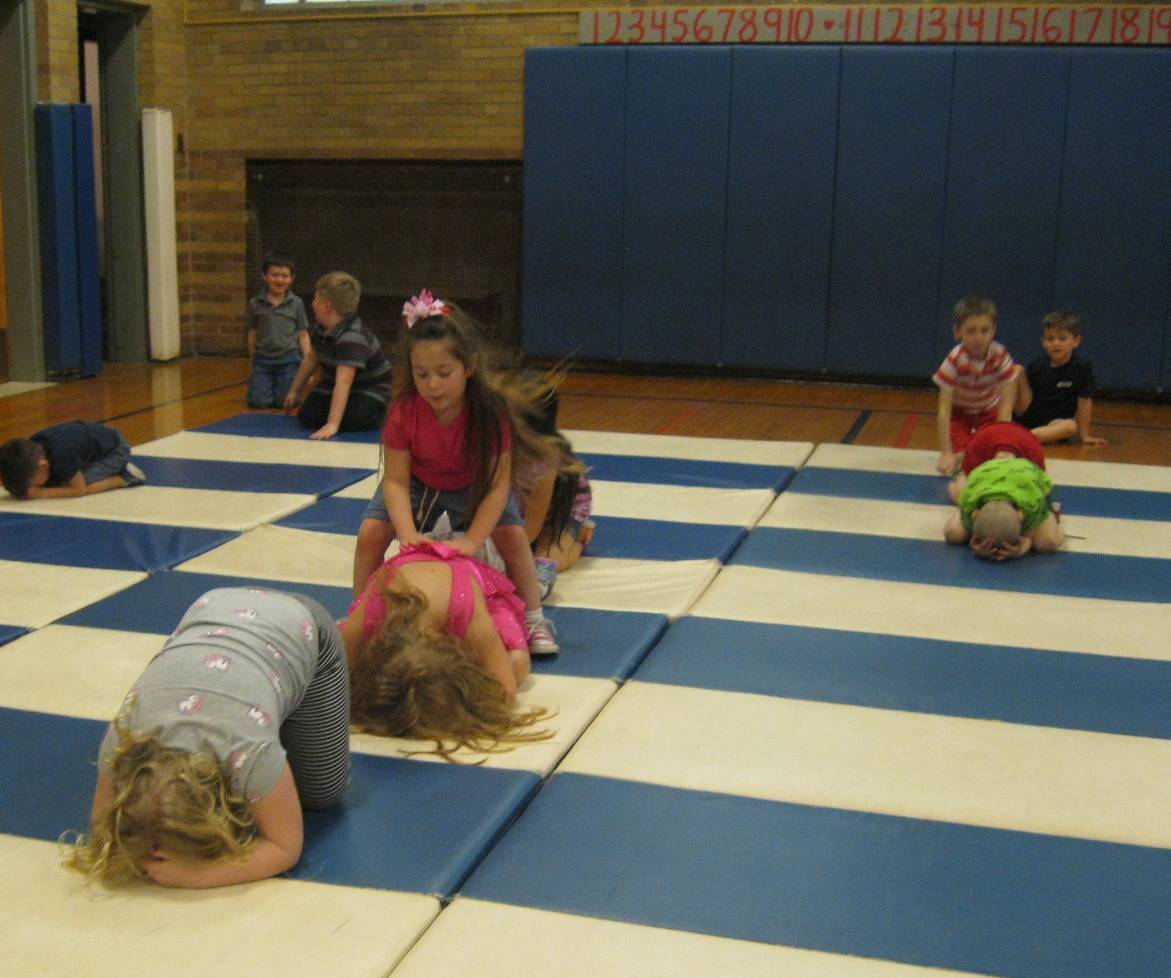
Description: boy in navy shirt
xmin=0 ymin=420 xmax=145 ymax=499
xmin=1013 ymin=310 xmax=1107 ymax=446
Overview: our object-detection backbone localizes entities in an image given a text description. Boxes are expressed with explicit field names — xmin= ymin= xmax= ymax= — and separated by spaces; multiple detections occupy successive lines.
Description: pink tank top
xmin=350 ymin=541 xmax=528 ymax=651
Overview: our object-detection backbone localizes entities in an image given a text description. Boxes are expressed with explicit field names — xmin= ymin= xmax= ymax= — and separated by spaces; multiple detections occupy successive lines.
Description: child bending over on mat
xmin=933 ymin=295 xmax=1017 ymax=476
xmin=520 ymin=429 xmax=594 ymax=599
xmin=343 ymin=541 xmax=551 ymax=761
xmin=64 ymin=588 xmax=350 ymax=888
xmin=0 ymin=420 xmax=145 ymax=499
xmin=943 ymin=425 xmax=1063 ymax=561
xmin=351 ymin=290 xmax=561 ymax=653
xmin=1012 ymin=310 xmax=1108 ymax=446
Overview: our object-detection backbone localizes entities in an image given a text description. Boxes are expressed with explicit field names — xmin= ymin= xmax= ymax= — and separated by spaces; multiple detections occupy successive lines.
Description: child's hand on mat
xmin=937 ymin=452 xmax=958 ymax=476
xmin=283 ymin=392 xmax=300 ymax=414
xmin=310 ymin=422 xmax=339 ymax=441
xmin=1080 ymin=434 xmax=1108 ymax=447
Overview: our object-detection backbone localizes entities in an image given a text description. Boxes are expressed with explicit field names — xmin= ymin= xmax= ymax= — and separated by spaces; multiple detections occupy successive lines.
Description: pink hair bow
xmin=402 ymin=289 xmax=450 ymax=328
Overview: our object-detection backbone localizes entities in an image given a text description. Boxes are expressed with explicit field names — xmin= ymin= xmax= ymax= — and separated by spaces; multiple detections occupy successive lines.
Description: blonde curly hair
xmin=63 ymin=706 xmax=257 ymax=883
xmin=349 ymin=581 xmax=551 ymax=763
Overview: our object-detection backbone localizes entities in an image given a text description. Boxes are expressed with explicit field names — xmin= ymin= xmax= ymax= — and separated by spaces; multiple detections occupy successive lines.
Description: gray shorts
xmin=81 ymin=431 xmax=132 ymax=484
xmin=362 ymin=476 xmax=523 ymax=532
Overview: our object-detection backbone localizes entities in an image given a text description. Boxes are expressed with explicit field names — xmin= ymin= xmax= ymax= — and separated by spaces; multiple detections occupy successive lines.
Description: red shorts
xmin=962 ymin=421 xmax=1046 ymax=474
xmin=949 ymin=407 xmax=1000 ymax=453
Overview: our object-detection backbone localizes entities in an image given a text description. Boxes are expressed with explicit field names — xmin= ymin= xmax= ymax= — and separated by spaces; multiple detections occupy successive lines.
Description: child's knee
xmin=357 ymin=518 xmax=394 ymax=555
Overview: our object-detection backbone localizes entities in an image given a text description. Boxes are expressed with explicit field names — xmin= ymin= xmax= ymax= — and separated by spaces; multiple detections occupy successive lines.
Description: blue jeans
xmin=248 ymin=353 xmax=302 ymax=407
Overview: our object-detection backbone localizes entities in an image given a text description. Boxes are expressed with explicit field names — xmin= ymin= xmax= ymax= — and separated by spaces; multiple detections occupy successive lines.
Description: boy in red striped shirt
xmin=933 ymin=295 xmax=1017 ymax=475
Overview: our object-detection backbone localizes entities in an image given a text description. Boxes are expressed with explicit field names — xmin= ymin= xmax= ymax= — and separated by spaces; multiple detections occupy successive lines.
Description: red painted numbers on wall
xmin=580 ymin=5 xmax=1171 ymax=45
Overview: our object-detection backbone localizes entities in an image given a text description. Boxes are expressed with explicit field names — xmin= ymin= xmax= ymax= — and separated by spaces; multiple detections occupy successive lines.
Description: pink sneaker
xmin=528 ymin=616 xmax=560 ymax=655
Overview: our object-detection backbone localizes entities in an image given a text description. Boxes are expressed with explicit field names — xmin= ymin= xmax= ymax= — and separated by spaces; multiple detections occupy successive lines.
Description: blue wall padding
xmin=278 ymin=496 xmax=368 ymax=535
xmin=788 ymin=465 xmax=1171 ymax=521
xmin=528 ymin=606 xmax=667 ymax=680
xmin=195 ymin=413 xmax=383 ymax=444
xmin=0 ymin=625 xmax=27 ymax=648
xmin=621 ymin=48 xmax=730 ymax=365
xmin=0 ymin=512 xmax=234 ymax=572
xmin=60 ymin=571 xmax=354 ymax=631
xmin=71 ymin=104 xmax=102 ymax=377
xmin=720 ymin=47 xmax=839 ymax=371
xmin=585 ymin=516 xmax=744 ymax=562
xmin=36 ymin=104 xmax=80 ymax=374
xmin=936 ymin=48 xmax=1069 ymax=360
xmin=1055 ymin=49 xmax=1171 ymax=391
xmin=522 ymin=47 xmax=627 ymax=358
xmin=730 ymin=527 xmax=1171 ymax=603
xmin=580 ymin=452 xmax=793 ymax=490
xmin=463 ymin=773 xmax=1171 ymax=978
xmin=826 ymin=47 xmax=954 ymax=376
xmin=0 ymin=706 xmax=540 ymax=897
xmin=522 ymin=47 xmax=1171 ymax=387
xmin=636 ymin=616 xmax=1171 ymax=740
xmin=139 ymin=456 xmax=371 ymax=495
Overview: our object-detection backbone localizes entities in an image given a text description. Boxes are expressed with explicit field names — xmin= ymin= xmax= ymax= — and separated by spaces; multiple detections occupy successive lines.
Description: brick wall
xmin=181 ymin=4 xmax=577 ymax=353
xmin=36 ymin=0 xmax=79 ymax=103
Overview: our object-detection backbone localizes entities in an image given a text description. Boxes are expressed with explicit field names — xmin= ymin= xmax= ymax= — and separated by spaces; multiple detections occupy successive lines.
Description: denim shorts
xmin=362 ymin=477 xmax=523 ymax=532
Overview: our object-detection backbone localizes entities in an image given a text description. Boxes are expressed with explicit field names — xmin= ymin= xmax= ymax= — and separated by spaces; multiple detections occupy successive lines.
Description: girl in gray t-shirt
xmin=66 ymin=588 xmax=350 ymax=888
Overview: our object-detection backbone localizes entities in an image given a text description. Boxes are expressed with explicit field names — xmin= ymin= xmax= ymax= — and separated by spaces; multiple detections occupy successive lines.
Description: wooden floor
xmin=2 ymin=356 xmax=1170 ymax=466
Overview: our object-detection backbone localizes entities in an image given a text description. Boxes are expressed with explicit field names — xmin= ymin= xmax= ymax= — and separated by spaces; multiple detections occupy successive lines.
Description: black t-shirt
xmin=32 ymin=420 xmax=121 ymax=485
xmin=1018 ymin=353 xmax=1096 ymax=426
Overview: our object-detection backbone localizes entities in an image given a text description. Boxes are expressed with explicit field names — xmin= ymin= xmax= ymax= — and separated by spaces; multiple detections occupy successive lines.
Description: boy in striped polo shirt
xmin=933 ymin=295 xmax=1017 ymax=475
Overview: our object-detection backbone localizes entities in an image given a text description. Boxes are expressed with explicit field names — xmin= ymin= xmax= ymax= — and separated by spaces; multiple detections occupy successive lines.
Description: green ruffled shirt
xmin=959 ymin=458 xmax=1053 ymax=533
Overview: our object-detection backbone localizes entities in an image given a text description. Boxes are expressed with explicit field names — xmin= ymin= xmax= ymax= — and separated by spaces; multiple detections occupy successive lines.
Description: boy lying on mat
xmin=0 ymin=420 xmax=145 ymax=500
xmin=942 ymin=422 xmax=1064 ymax=562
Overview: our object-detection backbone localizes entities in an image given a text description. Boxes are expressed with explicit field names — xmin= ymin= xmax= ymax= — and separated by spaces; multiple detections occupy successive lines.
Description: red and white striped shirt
xmin=933 ymin=341 xmax=1015 ymax=414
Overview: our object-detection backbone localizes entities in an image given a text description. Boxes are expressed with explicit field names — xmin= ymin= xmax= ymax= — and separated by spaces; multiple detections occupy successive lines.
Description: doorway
xmin=78 ymin=1 xmax=147 ymax=363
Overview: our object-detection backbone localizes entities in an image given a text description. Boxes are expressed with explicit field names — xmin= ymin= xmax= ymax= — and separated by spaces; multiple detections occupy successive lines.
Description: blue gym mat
xmin=635 ymin=616 xmax=1171 ymax=741
xmin=0 ymin=512 xmax=236 ymax=573
xmin=462 ymin=772 xmax=1171 ymax=978
xmin=134 ymin=456 xmax=372 ymax=496
xmin=195 ymin=413 xmax=382 ymax=444
xmin=0 ymin=706 xmax=539 ymax=898
xmin=730 ymin=526 xmax=1171 ymax=603
xmin=579 ymin=452 xmax=794 ymax=491
xmin=59 ymin=571 xmax=354 ymax=632
xmin=58 ymin=572 xmax=668 ymax=683
xmin=791 ymin=465 xmax=1171 ymax=521
xmin=280 ymin=503 xmax=746 ymax=563
xmin=0 ymin=625 xmax=26 ymax=648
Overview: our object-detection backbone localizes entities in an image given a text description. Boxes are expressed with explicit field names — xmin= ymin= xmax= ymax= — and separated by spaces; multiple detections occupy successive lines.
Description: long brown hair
xmin=393 ymin=304 xmax=556 ymax=510
xmin=348 ymin=579 xmax=551 ymax=762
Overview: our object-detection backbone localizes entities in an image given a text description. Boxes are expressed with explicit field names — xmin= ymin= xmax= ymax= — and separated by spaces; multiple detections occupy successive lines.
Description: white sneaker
xmin=528 ymin=616 xmax=560 ymax=655
xmin=122 ymin=462 xmax=147 ymax=487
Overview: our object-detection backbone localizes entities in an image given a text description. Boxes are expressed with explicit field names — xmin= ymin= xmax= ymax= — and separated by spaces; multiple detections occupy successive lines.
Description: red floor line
xmin=656 ymin=402 xmax=707 ymax=435
xmin=894 ymin=412 xmax=921 ymax=448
